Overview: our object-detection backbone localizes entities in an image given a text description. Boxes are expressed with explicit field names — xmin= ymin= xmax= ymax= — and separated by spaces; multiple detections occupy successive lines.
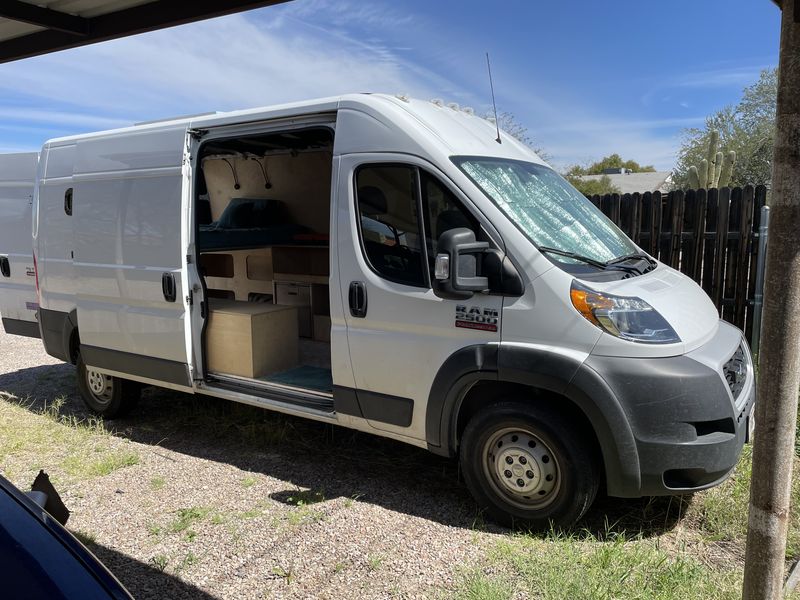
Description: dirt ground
xmin=0 ymin=326 xmax=717 ymax=599
xmin=0 ymin=327 xmax=507 ymax=599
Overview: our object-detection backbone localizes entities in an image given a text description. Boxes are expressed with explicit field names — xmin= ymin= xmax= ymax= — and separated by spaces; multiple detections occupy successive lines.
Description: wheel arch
xmin=425 ymin=344 xmax=643 ymax=497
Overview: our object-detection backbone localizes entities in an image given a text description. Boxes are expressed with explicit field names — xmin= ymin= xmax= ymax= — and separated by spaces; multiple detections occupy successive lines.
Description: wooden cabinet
xmin=206 ymin=299 xmax=298 ymax=378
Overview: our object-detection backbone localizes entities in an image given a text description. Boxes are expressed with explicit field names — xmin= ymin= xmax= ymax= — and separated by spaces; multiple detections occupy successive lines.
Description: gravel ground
xmin=0 ymin=326 xmax=508 ymax=599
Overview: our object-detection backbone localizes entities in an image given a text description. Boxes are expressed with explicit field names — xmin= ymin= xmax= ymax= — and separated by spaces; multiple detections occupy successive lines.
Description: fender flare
xmin=426 ymin=344 xmax=642 ymax=497
xmin=62 ymin=309 xmax=78 ymax=364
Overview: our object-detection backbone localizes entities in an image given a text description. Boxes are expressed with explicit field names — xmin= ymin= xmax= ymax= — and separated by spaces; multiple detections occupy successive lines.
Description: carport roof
xmin=0 ymin=0 xmax=290 ymax=64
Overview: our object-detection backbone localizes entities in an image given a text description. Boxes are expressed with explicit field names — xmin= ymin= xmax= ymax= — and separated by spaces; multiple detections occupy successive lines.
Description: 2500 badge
xmin=455 ymin=305 xmax=499 ymax=332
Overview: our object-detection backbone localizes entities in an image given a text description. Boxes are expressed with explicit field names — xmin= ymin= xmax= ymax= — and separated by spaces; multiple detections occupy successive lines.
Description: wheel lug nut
xmin=519 ymin=456 xmax=527 ymax=465
xmin=526 ymin=471 xmax=534 ymax=479
xmin=504 ymin=470 xmax=512 ymax=478
xmin=517 ymin=479 xmax=525 ymax=487
xmin=505 ymin=456 xmax=513 ymax=465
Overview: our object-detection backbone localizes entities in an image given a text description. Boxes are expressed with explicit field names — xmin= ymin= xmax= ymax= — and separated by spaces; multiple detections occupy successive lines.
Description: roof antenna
xmin=486 ymin=52 xmax=501 ymax=144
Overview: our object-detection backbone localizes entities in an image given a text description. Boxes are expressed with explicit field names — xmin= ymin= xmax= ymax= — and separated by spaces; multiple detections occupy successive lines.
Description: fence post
xmin=751 ymin=205 xmax=770 ymax=358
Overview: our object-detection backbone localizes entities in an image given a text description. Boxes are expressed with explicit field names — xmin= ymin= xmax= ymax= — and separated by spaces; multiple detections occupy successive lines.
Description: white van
xmin=0 ymin=152 xmax=39 ymax=338
xmin=0 ymin=94 xmax=755 ymax=529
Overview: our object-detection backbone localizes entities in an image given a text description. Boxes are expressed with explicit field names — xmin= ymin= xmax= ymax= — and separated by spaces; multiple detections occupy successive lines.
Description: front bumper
xmin=584 ymin=321 xmax=755 ymax=496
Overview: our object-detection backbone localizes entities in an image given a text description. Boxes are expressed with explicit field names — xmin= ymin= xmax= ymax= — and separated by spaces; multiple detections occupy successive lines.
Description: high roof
xmin=0 ymin=0 xmax=290 ymax=64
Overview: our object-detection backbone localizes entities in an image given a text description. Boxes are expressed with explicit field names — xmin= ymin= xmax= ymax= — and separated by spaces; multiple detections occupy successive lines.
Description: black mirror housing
xmin=436 ymin=228 xmax=489 ymax=298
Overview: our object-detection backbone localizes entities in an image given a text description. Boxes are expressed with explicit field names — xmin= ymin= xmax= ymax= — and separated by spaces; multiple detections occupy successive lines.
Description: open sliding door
xmin=73 ymin=125 xmax=194 ymax=391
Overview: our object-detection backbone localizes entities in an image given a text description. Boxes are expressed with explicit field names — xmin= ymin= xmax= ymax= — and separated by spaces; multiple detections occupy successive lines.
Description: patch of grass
xmin=284 ymin=505 xmax=324 ymax=527
xmin=71 ymin=530 xmax=97 ymax=546
xmin=62 ymin=450 xmax=139 ymax=478
xmin=688 ymin=445 xmax=800 ymax=558
xmin=284 ymin=489 xmax=325 ymax=506
xmin=241 ymin=475 xmax=258 ymax=488
xmin=147 ymin=523 xmax=163 ymax=537
xmin=367 ymin=554 xmax=384 ymax=571
xmin=333 ymin=561 xmax=347 ymax=574
xmin=464 ymin=531 xmax=742 ymax=600
xmin=272 ymin=564 xmax=294 ymax=584
xmin=0 ymin=395 xmax=139 ymax=484
xmin=454 ymin=570 xmax=514 ymax=600
xmin=149 ymin=554 xmax=169 ymax=572
xmin=175 ymin=551 xmax=199 ymax=574
xmin=343 ymin=493 xmax=362 ymax=509
xmin=150 ymin=476 xmax=166 ymax=491
xmin=170 ymin=506 xmax=212 ymax=533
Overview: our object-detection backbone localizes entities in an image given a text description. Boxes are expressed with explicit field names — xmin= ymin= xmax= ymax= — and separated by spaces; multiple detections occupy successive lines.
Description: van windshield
xmin=454 ymin=157 xmax=638 ymax=265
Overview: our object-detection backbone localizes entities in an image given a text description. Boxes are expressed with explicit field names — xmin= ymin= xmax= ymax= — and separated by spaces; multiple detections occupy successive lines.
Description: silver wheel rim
xmin=482 ymin=426 xmax=561 ymax=510
xmin=86 ymin=368 xmax=114 ymax=405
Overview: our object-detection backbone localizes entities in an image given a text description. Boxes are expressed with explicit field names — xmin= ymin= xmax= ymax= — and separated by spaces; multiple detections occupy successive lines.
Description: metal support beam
xmin=0 ymin=1 xmax=89 ymax=36
xmin=0 ymin=0 xmax=290 ymax=64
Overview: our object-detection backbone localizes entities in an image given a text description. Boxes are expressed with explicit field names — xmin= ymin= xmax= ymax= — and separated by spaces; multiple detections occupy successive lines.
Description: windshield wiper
xmin=538 ymin=246 xmax=642 ymax=275
xmin=537 ymin=246 xmax=609 ymax=269
xmin=605 ymin=252 xmax=654 ymax=266
xmin=605 ymin=253 xmax=656 ymax=274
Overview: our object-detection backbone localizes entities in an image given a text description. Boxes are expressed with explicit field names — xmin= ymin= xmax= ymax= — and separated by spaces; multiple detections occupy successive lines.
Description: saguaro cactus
xmin=686 ymin=130 xmax=736 ymax=189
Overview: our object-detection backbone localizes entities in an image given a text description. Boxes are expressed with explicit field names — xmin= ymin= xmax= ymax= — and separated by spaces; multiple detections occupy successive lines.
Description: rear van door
xmin=0 ymin=152 xmax=39 ymax=337
xmin=73 ymin=126 xmax=194 ymax=390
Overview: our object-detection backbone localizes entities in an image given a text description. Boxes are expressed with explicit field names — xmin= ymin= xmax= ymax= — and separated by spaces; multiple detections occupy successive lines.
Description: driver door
xmin=337 ymin=154 xmax=503 ymax=442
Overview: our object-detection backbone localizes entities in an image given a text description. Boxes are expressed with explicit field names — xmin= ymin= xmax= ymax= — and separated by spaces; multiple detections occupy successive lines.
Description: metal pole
xmin=750 ymin=205 xmax=770 ymax=358
xmin=742 ymin=0 xmax=800 ymax=597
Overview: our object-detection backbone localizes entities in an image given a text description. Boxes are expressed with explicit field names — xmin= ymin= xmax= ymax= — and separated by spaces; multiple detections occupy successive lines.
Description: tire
xmin=460 ymin=401 xmax=599 ymax=531
xmin=76 ymin=354 xmax=140 ymax=418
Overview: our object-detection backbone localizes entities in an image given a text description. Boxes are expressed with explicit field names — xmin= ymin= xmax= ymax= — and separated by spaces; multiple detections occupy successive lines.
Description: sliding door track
xmin=205 ymin=372 xmax=335 ymax=413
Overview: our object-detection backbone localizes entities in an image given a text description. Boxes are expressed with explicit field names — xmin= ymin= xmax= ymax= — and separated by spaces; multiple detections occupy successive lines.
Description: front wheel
xmin=76 ymin=354 xmax=140 ymax=418
xmin=460 ymin=401 xmax=599 ymax=530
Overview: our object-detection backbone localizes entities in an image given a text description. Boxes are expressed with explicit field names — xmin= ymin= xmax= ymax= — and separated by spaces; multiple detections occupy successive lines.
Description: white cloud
xmin=0 ymin=1 xmax=699 ymax=170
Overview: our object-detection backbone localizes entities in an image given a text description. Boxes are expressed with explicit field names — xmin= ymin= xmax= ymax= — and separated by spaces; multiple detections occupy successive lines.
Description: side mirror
xmin=435 ymin=228 xmax=489 ymax=298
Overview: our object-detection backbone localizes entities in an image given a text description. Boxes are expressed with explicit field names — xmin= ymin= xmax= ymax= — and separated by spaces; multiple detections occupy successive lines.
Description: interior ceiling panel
xmin=0 ymin=0 xmax=291 ymax=63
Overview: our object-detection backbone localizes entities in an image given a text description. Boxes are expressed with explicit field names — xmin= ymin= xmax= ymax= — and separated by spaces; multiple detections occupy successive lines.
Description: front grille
xmin=723 ymin=344 xmax=748 ymax=401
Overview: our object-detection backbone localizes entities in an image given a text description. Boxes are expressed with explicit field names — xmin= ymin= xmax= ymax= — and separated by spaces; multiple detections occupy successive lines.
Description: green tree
xmin=567 ymin=154 xmax=656 ymax=176
xmin=565 ymin=174 xmax=621 ymax=196
xmin=673 ymin=68 xmax=777 ymax=189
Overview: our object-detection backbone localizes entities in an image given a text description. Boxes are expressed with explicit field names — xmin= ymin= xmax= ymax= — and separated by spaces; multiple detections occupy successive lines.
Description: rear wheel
xmin=460 ymin=401 xmax=599 ymax=530
xmin=76 ymin=354 xmax=140 ymax=418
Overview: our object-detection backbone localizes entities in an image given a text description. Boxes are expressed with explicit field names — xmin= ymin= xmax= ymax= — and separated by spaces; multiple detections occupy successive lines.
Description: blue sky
xmin=0 ymin=0 xmax=781 ymax=170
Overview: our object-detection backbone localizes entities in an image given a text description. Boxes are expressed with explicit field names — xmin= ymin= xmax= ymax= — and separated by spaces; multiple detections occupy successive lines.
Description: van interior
xmin=194 ymin=127 xmax=335 ymax=403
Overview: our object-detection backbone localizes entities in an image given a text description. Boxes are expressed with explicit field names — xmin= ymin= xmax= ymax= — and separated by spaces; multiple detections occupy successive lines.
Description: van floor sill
xmin=204 ymin=372 xmax=335 ymax=413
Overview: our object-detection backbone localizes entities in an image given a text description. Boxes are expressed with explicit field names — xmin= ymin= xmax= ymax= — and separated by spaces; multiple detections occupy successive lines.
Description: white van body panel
xmin=37 ymin=143 xmax=76 ymax=314
xmin=336 ymin=151 xmax=504 ymax=442
xmin=0 ymin=152 xmax=38 ymax=327
xmin=589 ymin=264 xmax=720 ymax=357
xmin=72 ymin=125 xmax=191 ymax=379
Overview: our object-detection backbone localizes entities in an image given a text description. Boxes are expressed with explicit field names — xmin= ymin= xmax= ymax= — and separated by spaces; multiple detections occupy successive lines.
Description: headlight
xmin=570 ymin=281 xmax=680 ymax=344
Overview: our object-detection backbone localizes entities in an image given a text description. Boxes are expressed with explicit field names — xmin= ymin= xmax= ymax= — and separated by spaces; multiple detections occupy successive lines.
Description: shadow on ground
xmin=0 ymin=362 xmax=689 ymax=541
xmin=83 ymin=541 xmax=219 ymax=600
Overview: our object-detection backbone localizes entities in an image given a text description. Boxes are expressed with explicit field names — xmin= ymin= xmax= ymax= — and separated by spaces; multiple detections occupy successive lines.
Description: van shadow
xmin=80 ymin=540 xmax=219 ymax=600
xmin=0 ymin=362 xmax=689 ymax=540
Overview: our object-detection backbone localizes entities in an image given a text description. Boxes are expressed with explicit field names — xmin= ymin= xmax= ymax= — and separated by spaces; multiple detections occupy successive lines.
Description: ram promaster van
xmin=0 ymin=94 xmax=755 ymax=528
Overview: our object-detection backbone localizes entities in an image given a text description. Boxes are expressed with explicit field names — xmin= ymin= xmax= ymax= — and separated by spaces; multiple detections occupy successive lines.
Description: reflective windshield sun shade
xmin=454 ymin=158 xmax=638 ymax=264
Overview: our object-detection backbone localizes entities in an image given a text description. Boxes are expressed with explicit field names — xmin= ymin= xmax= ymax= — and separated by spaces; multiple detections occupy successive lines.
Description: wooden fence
xmin=588 ymin=185 xmax=768 ymax=343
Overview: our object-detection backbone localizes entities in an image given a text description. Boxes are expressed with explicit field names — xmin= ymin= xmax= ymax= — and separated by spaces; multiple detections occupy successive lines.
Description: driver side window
xmin=356 ymin=165 xmax=427 ymax=287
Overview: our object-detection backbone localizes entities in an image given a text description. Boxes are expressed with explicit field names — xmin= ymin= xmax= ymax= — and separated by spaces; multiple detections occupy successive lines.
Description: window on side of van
xmin=355 ymin=165 xmax=427 ymax=288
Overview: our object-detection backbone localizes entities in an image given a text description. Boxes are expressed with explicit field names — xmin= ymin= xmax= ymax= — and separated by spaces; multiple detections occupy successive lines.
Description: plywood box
xmin=313 ymin=315 xmax=331 ymax=342
xmin=206 ymin=299 xmax=298 ymax=378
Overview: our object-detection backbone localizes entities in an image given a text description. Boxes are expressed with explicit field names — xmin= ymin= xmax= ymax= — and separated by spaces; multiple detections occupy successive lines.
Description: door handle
xmin=162 ymin=272 xmax=177 ymax=302
xmin=348 ymin=281 xmax=367 ymax=318
xmin=0 ymin=257 xmax=9 ymax=278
